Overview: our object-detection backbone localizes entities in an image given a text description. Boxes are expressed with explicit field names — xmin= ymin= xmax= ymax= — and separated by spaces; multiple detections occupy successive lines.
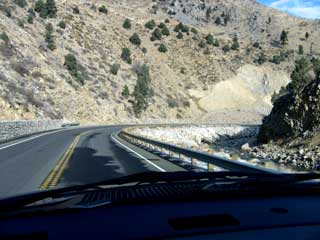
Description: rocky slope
xmin=0 ymin=0 xmax=319 ymax=124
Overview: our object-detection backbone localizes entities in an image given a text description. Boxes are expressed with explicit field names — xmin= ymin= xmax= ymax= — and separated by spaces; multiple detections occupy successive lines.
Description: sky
xmin=258 ymin=0 xmax=320 ymax=19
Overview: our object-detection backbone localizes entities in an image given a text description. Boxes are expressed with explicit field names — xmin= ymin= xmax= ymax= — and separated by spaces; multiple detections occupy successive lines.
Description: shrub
xmin=150 ymin=28 xmax=162 ymax=41
xmin=14 ymin=0 xmax=27 ymax=8
xmin=158 ymin=43 xmax=168 ymax=53
xmin=45 ymin=23 xmax=56 ymax=51
xmin=298 ymin=45 xmax=304 ymax=55
xmin=39 ymin=0 xmax=57 ymax=19
xmin=312 ymin=58 xmax=320 ymax=80
xmin=129 ymin=33 xmax=141 ymax=46
xmin=174 ymin=22 xmax=189 ymax=33
xmin=121 ymin=48 xmax=132 ymax=64
xmin=213 ymin=39 xmax=220 ymax=47
xmin=27 ymin=14 xmax=34 ymax=24
xmin=231 ymin=35 xmax=240 ymax=50
xmin=0 ymin=5 xmax=12 ymax=17
xmin=73 ymin=6 xmax=80 ymax=14
xmin=271 ymin=55 xmax=281 ymax=64
xmin=161 ymin=25 xmax=170 ymax=36
xmin=191 ymin=27 xmax=198 ymax=34
xmin=58 ymin=20 xmax=66 ymax=29
xmin=198 ymin=40 xmax=206 ymax=48
xmin=176 ymin=32 xmax=183 ymax=39
xmin=222 ymin=44 xmax=230 ymax=53
xmin=98 ymin=5 xmax=108 ymax=14
xmin=206 ymin=34 xmax=214 ymax=45
xmin=165 ymin=18 xmax=170 ymax=23
xmin=64 ymin=54 xmax=87 ymax=85
xmin=158 ymin=22 xmax=166 ymax=29
xmin=35 ymin=0 xmax=44 ymax=13
xmin=110 ymin=63 xmax=120 ymax=75
xmin=142 ymin=47 xmax=147 ymax=54
xmin=145 ymin=20 xmax=156 ymax=30
xmin=253 ymin=42 xmax=260 ymax=48
xmin=27 ymin=9 xmax=35 ymax=23
xmin=255 ymin=52 xmax=267 ymax=65
xmin=122 ymin=85 xmax=130 ymax=98
xmin=18 ymin=19 xmax=25 ymax=28
xmin=215 ymin=17 xmax=221 ymax=25
xmin=0 ymin=32 xmax=10 ymax=45
xmin=123 ymin=19 xmax=131 ymax=29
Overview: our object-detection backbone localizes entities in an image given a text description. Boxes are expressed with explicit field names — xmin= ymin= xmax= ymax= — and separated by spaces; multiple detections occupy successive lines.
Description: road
xmin=0 ymin=126 xmax=184 ymax=198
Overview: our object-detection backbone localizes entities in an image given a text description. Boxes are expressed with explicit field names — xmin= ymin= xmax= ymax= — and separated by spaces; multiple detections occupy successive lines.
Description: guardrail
xmin=120 ymin=131 xmax=280 ymax=175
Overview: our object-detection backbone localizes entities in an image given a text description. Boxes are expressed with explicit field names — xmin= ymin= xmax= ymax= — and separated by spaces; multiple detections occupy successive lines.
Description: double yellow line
xmin=40 ymin=130 xmax=94 ymax=190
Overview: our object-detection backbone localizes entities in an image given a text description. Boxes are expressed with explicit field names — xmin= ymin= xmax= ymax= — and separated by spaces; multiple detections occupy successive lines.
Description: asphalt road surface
xmin=0 ymin=126 xmax=184 ymax=199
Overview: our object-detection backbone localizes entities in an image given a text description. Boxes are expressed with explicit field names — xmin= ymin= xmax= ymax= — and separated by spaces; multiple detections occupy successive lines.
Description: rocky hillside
xmin=258 ymin=58 xmax=320 ymax=143
xmin=0 ymin=0 xmax=319 ymax=124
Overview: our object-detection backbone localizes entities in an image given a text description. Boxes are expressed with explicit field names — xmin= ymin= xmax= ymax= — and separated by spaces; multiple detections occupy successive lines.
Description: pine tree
xmin=298 ymin=45 xmax=304 ymax=55
xmin=280 ymin=30 xmax=288 ymax=45
xmin=132 ymin=64 xmax=152 ymax=116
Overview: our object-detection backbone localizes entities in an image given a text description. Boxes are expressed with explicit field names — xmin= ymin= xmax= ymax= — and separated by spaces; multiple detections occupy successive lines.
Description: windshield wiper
xmin=0 ymin=171 xmax=319 ymax=211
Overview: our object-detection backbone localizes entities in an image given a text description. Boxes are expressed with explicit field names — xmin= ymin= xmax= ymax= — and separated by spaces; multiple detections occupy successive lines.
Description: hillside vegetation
xmin=0 ymin=0 xmax=319 ymax=124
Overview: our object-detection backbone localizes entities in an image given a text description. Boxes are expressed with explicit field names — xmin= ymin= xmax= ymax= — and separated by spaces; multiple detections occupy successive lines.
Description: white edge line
xmin=0 ymin=128 xmax=66 ymax=151
xmin=111 ymin=134 xmax=166 ymax=172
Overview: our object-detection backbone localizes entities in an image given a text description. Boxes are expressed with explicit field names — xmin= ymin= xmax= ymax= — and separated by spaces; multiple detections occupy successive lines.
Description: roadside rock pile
xmin=132 ymin=125 xmax=259 ymax=149
xmin=248 ymin=144 xmax=320 ymax=170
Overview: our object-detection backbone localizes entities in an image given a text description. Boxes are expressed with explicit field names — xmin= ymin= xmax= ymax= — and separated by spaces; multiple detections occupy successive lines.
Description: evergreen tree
xmin=305 ymin=32 xmax=309 ymax=39
xmin=298 ymin=45 xmax=304 ymax=55
xmin=132 ymin=64 xmax=152 ymax=117
xmin=280 ymin=30 xmax=288 ymax=45
xmin=287 ymin=58 xmax=312 ymax=93
xmin=121 ymin=48 xmax=132 ymax=64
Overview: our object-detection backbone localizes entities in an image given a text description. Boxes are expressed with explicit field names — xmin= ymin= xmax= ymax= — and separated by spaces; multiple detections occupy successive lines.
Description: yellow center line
xmin=39 ymin=130 xmax=96 ymax=190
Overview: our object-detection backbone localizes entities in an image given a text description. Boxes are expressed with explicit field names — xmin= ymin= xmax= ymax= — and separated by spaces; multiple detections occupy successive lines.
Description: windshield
xmin=0 ymin=0 xmax=319 ymax=199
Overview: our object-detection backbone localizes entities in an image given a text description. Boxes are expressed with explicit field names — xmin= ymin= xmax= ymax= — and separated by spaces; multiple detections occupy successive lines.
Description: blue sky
xmin=258 ymin=0 xmax=320 ymax=19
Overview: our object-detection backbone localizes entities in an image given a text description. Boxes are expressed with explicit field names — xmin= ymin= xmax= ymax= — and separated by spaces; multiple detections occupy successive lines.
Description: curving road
xmin=0 ymin=126 xmax=184 ymax=199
